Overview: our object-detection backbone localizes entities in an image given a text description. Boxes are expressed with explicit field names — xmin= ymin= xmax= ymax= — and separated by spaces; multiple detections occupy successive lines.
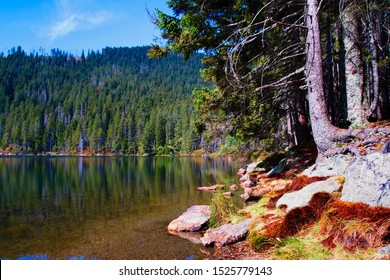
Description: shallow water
xmin=0 ymin=156 xmax=240 ymax=260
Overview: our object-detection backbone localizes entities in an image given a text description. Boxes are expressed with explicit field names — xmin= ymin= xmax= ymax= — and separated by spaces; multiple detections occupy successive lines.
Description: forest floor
xmin=202 ymin=125 xmax=390 ymax=260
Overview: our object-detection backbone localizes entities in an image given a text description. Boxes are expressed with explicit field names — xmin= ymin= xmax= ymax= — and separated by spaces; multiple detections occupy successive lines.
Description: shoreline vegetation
xmin=169 ymin=137 xmax=390 ymax=260
xmin=0 ymin=148 xmax=208 ymax=157
xmin=0 ymin=148 xmax=247 ymax=159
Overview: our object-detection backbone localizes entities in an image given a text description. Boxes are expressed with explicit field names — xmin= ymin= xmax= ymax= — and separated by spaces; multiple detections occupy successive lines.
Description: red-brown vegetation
xmin=279 ymin=206 xmax=317 ymax=237
xmin=308 ymin=192 xmax=332 ymax=217
xmin=265 ymin=192 xmax=333 ymax=238
xmin=266 ymin=195 xmax=283 ymax=210
xmin=319 ymin=200 xmax=390 ymax=250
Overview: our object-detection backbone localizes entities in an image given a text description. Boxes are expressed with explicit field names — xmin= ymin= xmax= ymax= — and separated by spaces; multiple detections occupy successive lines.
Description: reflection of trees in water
xmin=0 ymin=156 xmax=238 ymax=227
xmin=0 ymin=156 xmax=239 ymax=259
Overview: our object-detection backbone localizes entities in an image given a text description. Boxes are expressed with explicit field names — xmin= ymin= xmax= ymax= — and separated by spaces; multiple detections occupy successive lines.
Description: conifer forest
xmin=1 ymin=0 xmax=390 ymax=157
xmin=0 ymin=46 xmax=206 ymax=155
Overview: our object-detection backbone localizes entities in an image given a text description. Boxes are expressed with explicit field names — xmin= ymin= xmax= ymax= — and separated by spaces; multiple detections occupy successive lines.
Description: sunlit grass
xmin=209 ymin=189 xmax=241 ymax=228
xmin=271 ymin=236 xmax=330 ymax=260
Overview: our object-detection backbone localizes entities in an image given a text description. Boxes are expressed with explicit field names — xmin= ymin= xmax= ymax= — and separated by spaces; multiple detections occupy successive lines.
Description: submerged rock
xmin=197 ymin=185 xmax=225 ymax=191
xmin=276 ymin=177 xmax=343 ymax=212
xmin=168 ymin=205 xmax=210 ymax=232
xmin=168 ymin=231 xmax=204 ymax=244
xmin=201 ymin=220 xmax=251 ymax=247
xmin=341 ymin=152 xmax=390 ymax=208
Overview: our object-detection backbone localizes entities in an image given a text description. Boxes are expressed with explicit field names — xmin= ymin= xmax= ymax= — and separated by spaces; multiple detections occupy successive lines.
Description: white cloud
xmin=47 ymin=0 xmax=113 ymax=43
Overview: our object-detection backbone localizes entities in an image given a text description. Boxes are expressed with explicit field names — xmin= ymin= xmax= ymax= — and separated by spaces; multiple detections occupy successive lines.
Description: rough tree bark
xmin=341 ymin=5 xmax=368 ymax=128
xmin=366 ymin=5 xmax=380 ymax=119
xmin=305 ymin=0 xmax=390 ymax=157
xmin=325 ymin=16 xmax=335 ymax=124
xmin=305 ymin=0 xmax=340 ymax=154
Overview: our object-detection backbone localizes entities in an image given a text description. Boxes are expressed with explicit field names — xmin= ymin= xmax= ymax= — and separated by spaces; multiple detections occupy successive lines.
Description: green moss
xmin=272 ymin=237 xmax=330 ymax=260
xmin=242 ymin=197 xmax=270 ymax=217
xmin=248 ymin=231 xmax=272 ymax=250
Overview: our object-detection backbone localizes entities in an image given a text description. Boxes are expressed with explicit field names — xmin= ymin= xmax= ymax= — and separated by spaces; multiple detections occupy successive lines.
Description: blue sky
xmin=0 ymin=0 xmax=169 ymax=55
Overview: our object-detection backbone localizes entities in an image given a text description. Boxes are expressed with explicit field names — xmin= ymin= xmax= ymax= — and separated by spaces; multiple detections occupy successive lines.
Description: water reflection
xmin=0 ymin=156 xmax=239 ymax=259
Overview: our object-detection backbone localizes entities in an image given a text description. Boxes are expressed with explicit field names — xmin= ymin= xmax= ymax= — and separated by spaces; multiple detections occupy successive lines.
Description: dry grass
xmin=215 ymin=140 xmax=390 ymax=260
xmin=244 ymin=190 xmax=389 ymax=259
xmin=318 ymin=201 xmax=390 ymax=251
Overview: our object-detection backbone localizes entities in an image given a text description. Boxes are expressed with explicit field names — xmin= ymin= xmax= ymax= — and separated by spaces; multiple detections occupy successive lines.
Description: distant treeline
xmin=0 ymin=46 xmax=207 ymax=154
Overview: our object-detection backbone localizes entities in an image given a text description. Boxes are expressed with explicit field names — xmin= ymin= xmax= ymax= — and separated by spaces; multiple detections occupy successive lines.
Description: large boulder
xmin=341 ymin=152 xmax=390 ymax=208
xmin=201 ymin=220 xmax=251 ymax=247
xmin=276 ymin=177 xmax=343 ymax=212
xmin=168 ymin=205 xmax=210 ymax=232
xmin=302 ymin=155 xmax=352 ymax=177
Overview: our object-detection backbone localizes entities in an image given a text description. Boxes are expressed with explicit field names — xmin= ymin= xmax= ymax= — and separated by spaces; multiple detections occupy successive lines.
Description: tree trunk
xmin=336 ymin=24 xmax=348 ymax=128
xmin=366 ymin=9 xmax=380 ymax=119
xmin=305 ymin=0 xmax=340 ymax=154
xmin=341 ymin=5 xmax=368 ymax=128
xmin=295 ymin=89 xmax=311 ymax=145
xmin=379 ymin=11 xmax=390 ymax=119
xmin=325 ymin=16 xmax=335 ymax=124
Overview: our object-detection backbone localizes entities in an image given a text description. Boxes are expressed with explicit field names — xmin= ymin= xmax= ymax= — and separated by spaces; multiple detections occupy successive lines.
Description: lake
xmin=0 ymin=156 xmax=241 ymax=260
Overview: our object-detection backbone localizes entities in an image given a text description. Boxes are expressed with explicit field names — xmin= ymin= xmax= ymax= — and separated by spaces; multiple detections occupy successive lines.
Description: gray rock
xmin=341 ymin=152 xmax=390 ymax=208
xmin=276 ymin=178 xmax=343 ymax=212
xmin=381 ymin=141 xmax=390 ymax=154
xmin=201 ymin=220 xmax=251 ymax=247
xmin=246 ymin=162 xmax=265 ymax=173
xmin=302 ymin=155 xmax=352 ymax=177
xmin=266 ymin=159 xmax=286 ymax=178
xmin=168 ymin=205 xmax=210 ymax=232
xmin=378 ymin=245 xmax=390 ymax=255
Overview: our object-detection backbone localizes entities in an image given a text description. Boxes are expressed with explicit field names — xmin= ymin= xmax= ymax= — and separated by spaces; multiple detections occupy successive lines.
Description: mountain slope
xmin=0 ymin=46 xmax=206 ymax=154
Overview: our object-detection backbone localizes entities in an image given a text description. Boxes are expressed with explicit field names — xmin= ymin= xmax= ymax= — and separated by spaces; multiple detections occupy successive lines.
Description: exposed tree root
xmin=321 ymin=124 xmax=390 ymax=158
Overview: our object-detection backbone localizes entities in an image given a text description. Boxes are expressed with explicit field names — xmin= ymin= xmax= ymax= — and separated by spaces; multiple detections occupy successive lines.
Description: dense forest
xmin=0 ymin=46 xmax=207 ymax=155
xmin=2 ymin=0 xmax=390 ymax=157
xmin=150 ymin=0 xmax=390 ymax=157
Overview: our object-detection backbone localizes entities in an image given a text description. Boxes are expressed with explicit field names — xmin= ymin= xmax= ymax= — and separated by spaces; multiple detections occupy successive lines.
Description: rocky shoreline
xmin=168 ymin=140 xmax=390 ymax=260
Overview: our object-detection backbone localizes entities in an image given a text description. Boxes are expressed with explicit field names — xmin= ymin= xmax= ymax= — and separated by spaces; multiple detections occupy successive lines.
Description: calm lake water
xmin=0 ymin=156 xmax=241 ymax=260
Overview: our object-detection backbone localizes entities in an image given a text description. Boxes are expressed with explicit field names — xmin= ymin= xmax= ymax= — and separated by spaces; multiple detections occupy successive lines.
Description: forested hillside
xmin=0 ymin=46 xmax=206 ymax=155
